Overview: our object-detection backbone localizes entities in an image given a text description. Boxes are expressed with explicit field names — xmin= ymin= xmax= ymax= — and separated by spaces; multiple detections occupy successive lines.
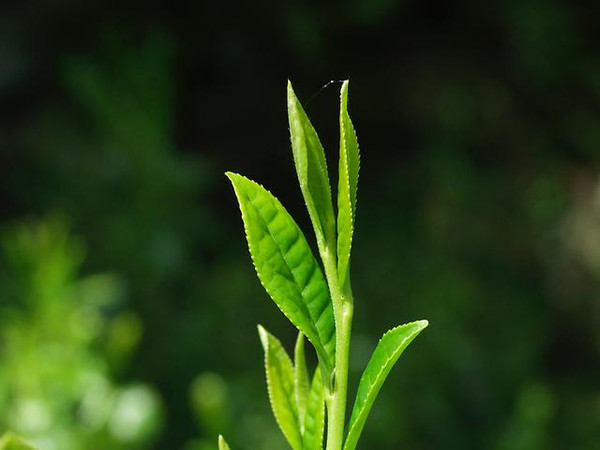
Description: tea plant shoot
xmin=223 ymin=80 xmax=428 ymax=450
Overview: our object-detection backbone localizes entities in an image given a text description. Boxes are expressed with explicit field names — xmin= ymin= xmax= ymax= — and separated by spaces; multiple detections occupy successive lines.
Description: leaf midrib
xmin=244 ymin=187 xmax=335 ymax=364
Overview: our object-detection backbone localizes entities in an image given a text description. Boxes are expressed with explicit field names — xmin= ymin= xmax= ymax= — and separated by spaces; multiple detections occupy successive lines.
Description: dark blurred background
xmin=1 ymin=0 xmax=599 ymax=449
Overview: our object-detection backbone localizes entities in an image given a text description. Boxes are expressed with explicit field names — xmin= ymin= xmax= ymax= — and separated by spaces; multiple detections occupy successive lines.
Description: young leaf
xmin=259 ymin=326 xmax=302 ymax=450
xmin=343 ymin=320 xmax=429 ymax=450
xmin=227 ymin=172 xmax=336 ymax=374
xmin=301 ymin=366 xmax=325 ymax=450
xmin=0 ymin=433 xmax=35 ymax=450
xmin=287 ymin=81 xmax=336 ymax=247
xmin=294 ymin=332 xmax=310 ymax=430
xmin=337 ymin=80 xmax=360 ymax=287
xmin=218 ymin=435 xmax=231 ymax=450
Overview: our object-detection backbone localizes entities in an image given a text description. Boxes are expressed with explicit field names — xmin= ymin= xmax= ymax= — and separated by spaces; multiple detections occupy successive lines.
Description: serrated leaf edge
xmin=227 ymin=171 xmax=335 ymax=374
xmin=340 ymin=80 xmax=360 ymax=214
xmin=337 ymin=80 xmax=361 ymax=286
xmin=287 ymin=81 xmax=336 ymax=245
xmin=343 ymin=320 xmax=428 ymax=450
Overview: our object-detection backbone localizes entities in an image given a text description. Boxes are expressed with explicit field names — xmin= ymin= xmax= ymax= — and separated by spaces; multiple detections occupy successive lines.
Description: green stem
xmin=319 ymin=243 xmax=354 ymax=450
xmin=326 ymin=297 xmax=353 ymax=450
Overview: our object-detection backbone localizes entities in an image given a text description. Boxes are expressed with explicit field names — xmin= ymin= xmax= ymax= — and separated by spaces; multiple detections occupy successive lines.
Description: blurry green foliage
xmin=0 ymin=433 xmax=35 ymax=450
xmin=11 ymin=29 xmax=274 ymax=449
xmin=0 ymin=216 xmax=162 ymax=449
xmin=189 ymin=373 xmax=231 ymax=436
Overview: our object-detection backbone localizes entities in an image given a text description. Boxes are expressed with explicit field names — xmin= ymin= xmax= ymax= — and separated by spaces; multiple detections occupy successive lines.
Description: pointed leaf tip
xmin=218 ymin=435 xmax=231 ymax=450
xmin=225 ymin=171 xmax=241 ymax=182
xmin=341 ymin=79 xmax=349 ymax=94
xmin=225 ymin=172 xmax=241 ymax=187
xmin=287 ymin=82 xmax=298 ymax=109
xmin=257 ymin=324 xmax=268 ymax=349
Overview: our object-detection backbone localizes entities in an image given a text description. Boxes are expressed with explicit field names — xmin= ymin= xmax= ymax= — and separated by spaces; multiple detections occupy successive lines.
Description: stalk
xmin=319 ymin=242 xmax=354 ymax=450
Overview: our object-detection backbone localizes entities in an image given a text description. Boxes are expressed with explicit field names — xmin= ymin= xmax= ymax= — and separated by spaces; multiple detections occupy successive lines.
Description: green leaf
xmin=294 ymin=332 xmax=310 ymax=431
xmin=227 ymin=172 xmax=335 ymax=374
xmin=218 ymin=435 xmax=231 ymax=450
xmin=337 ymin=80 xmax=360 ymax=287
xmin=287 ymin=81 xmax=336 ymax=248
xmin=0 ymin=433 xmax=35 ymax=450
xmin=301 ymin=366 xmax=325 ymax=450
xmin=343 ymin=320 xmax=429 ymax=450
xmin=259 ymin=326 xmax=302 ymax=450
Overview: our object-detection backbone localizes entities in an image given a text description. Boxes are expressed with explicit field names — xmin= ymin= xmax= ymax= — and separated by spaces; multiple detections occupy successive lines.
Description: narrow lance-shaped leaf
xmin=218 ymin=435 xmax=231 ymax=450
xmin=301 ymin=366 xmax=326 ymax=450
xmin=337 ymin=80 xmax=360 ymax=287
xmin=343 ymin=320 xmax=429 ymax=450
xmin=294 ymin=332 xmax=310 ymax=431
xmin=259 ymin=326 xmax=302 ymax=450
xmin=287 ymin=81 xmax=336 ymax=248
xmin=227 ymin=172 xmax=335 ymax=374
